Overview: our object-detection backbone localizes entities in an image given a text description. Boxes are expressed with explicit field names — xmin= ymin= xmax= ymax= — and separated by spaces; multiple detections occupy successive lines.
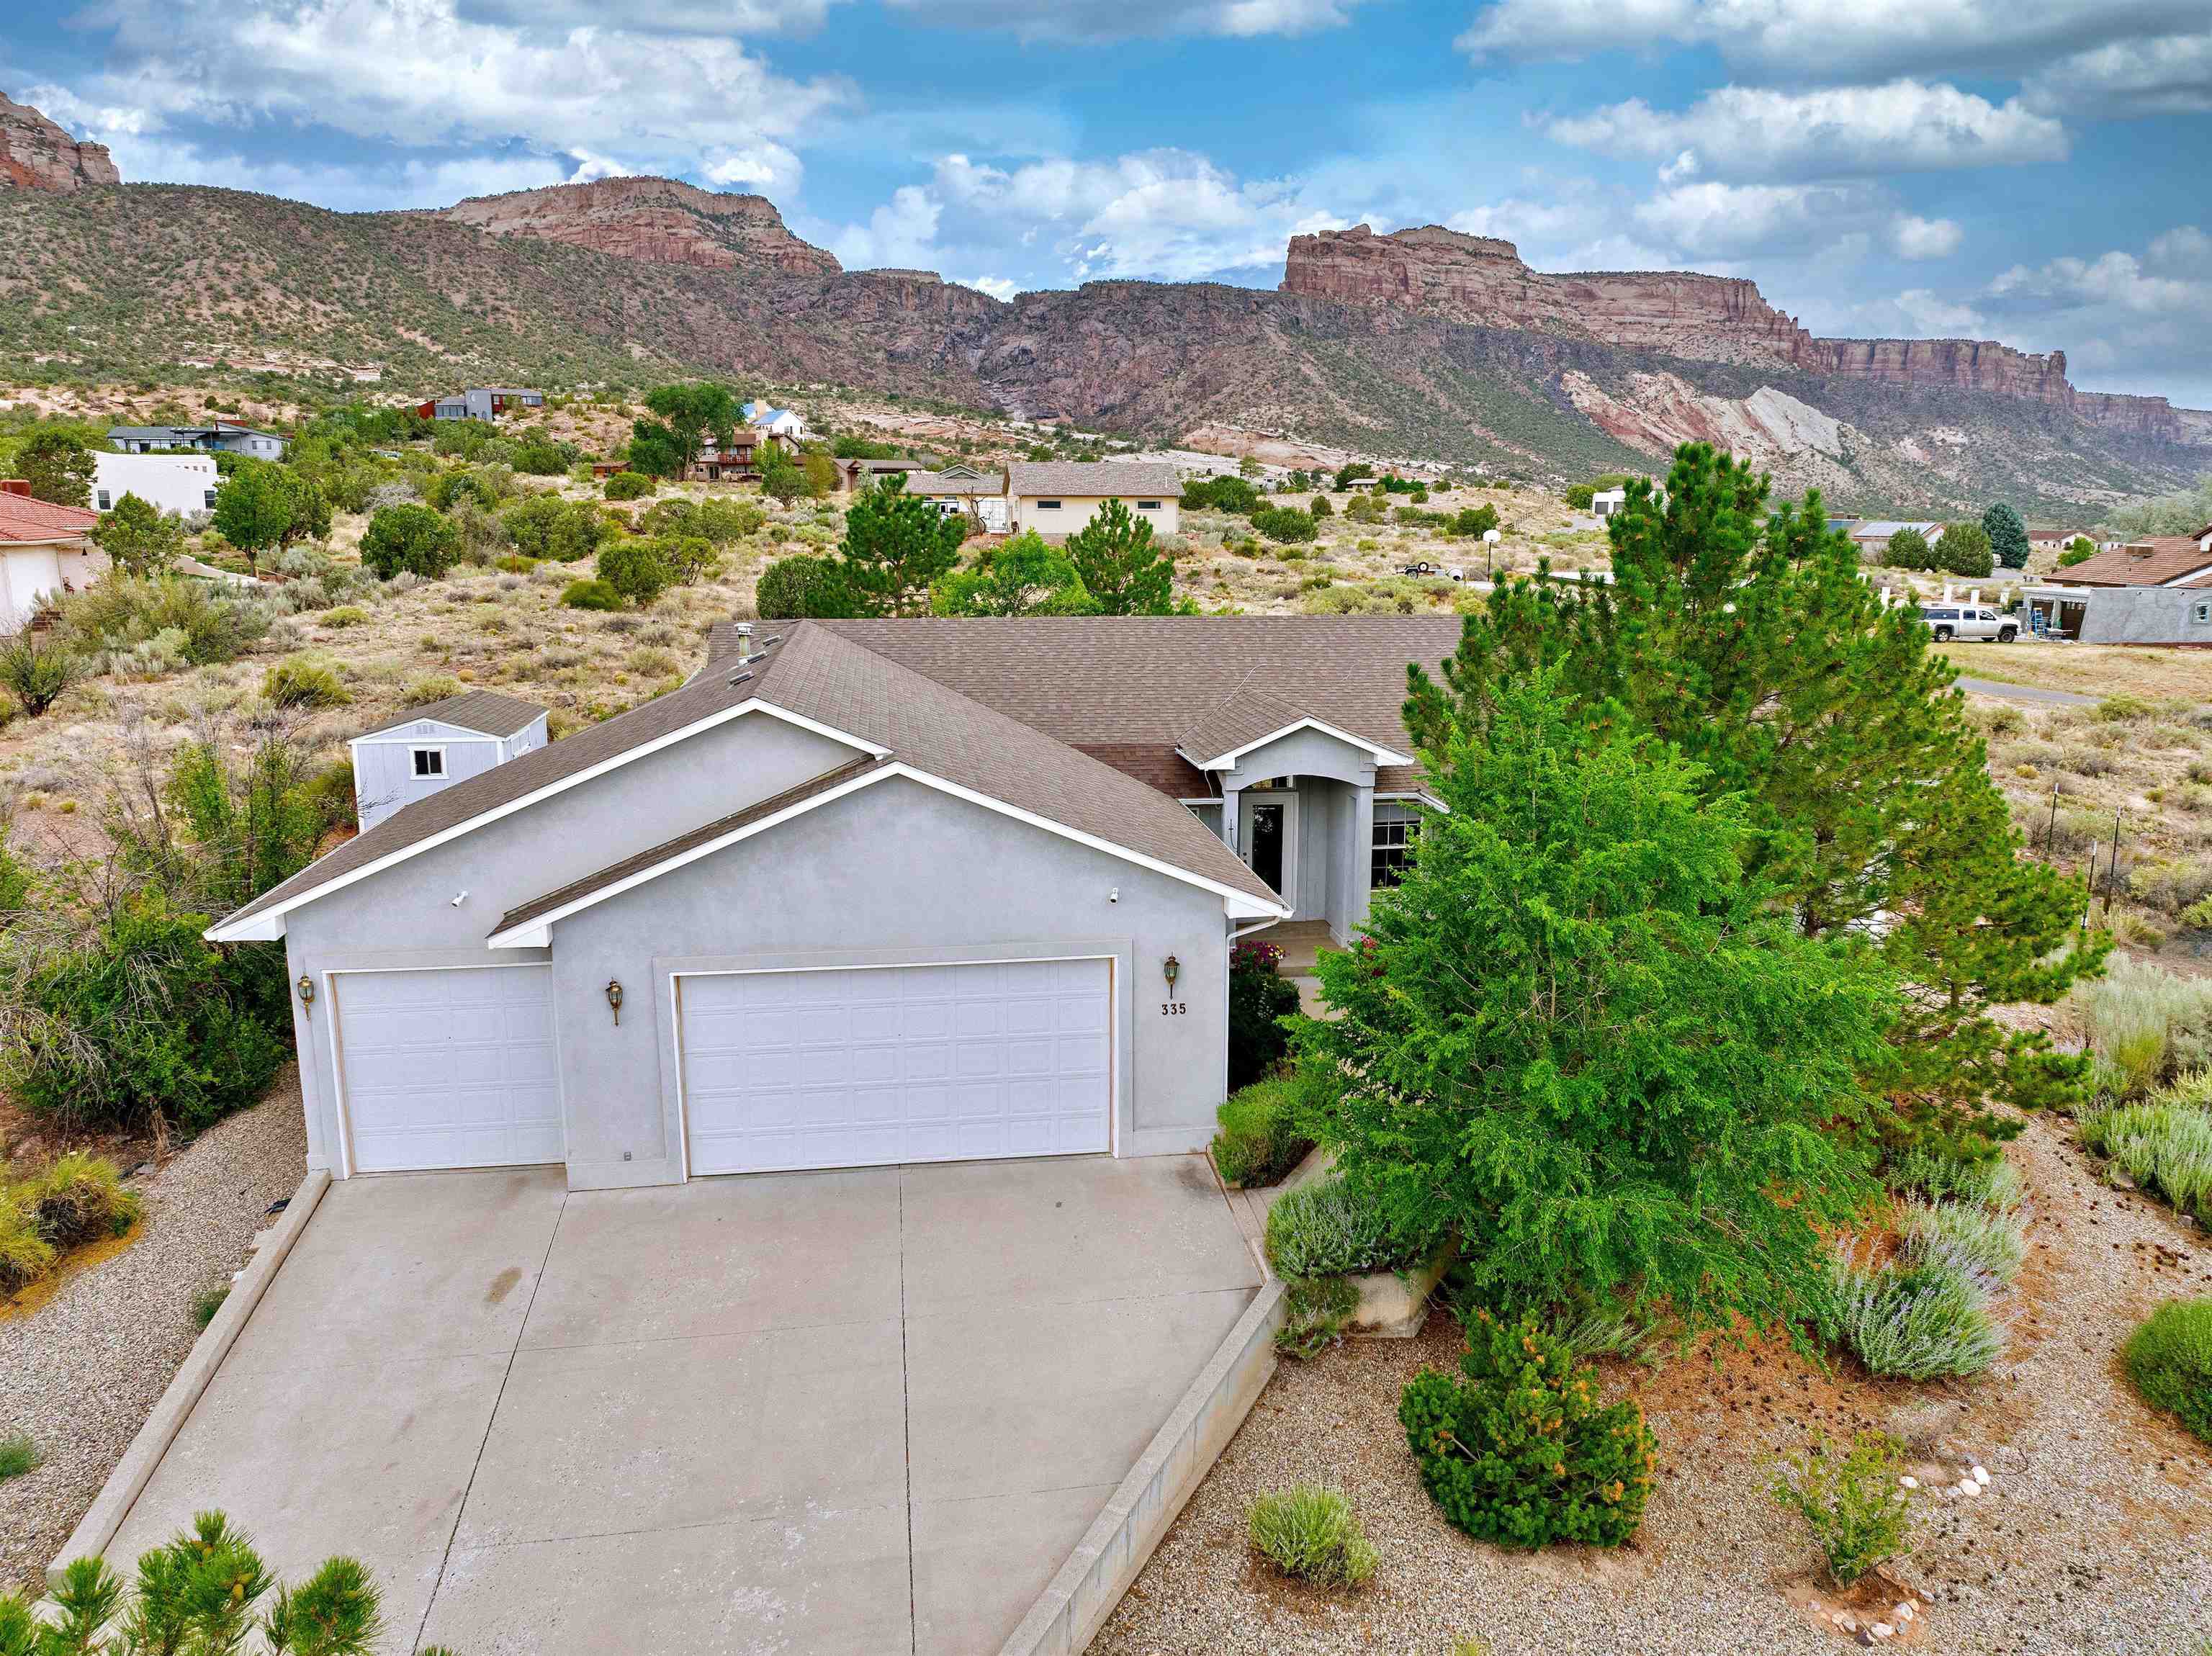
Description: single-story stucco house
xmin=1006 ymin=461 xmax=1180 ymax=539
xmin=902 ymin=462 xmax=1010 ymax=531
xmin=93 ymin=451 xmax=220 ymax=518
xmin=207 ymin=616 xmax=1459 ymax=1190
xmin=0 ymin=481 xmax=104 ymax=631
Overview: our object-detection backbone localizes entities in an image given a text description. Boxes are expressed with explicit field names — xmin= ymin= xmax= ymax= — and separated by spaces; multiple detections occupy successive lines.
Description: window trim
xmin=1136 ymin=500 xmax=1162 ymax=510
xmin=410 ymin=745 xmax=448 ymax=779
xmin=1035 ymin=499 xmax=1062 ymax=510
xmin=1370 ymin=803 xmax=1423 ymax=890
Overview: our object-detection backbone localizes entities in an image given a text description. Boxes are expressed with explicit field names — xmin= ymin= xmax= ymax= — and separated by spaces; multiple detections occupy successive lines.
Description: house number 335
xmin=1159 ymin=1001 xmax=1187 ymax=1016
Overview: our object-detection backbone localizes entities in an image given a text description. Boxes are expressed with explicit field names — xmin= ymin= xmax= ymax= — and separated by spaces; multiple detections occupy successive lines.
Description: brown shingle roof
xmin=1006 ymin=461 xmax=1180 ymax=499
xmin=904 ymin=469 xmax=1004 ymax=497
xmin=357 ymin=689 xmax=547 ymax=740
xmin=2050 ymin=538 xmax=2212 ymax=588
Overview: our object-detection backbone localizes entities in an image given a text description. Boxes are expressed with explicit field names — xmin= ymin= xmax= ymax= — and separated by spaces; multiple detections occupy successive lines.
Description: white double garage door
xmin=331 ymin=958 xmax=1112 ymax=1176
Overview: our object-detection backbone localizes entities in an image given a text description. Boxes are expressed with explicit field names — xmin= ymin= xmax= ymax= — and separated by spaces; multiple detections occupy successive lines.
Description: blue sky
xmin=6 ymin=0 xmax=2211 ymax=402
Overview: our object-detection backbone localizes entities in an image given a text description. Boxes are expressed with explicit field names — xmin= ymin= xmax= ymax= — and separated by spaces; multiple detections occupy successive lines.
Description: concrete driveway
xmin=102 ymin=1156 xmax=1261 ymax=1655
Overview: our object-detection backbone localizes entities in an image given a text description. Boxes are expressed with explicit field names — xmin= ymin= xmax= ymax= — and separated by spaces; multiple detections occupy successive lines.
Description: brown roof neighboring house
xmin=2047 ymin=537 xmax=2212 ymax=588
xmin=1005 ymin=461 xmax=1181 ymax=499
xmin=904 ymin=467 xmax=1005 ymax=498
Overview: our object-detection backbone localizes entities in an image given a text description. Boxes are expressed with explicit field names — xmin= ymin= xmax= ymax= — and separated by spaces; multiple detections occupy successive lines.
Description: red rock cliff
xmin=0 ymin=93 xmax=120 ymax=192
xmin=433 ymin=176 xmax=840 ymax=277
xmin=1282 ymin=223 xmax=2195 ymax=434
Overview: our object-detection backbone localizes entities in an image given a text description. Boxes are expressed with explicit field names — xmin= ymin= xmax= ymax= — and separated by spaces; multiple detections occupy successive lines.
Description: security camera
xmin=450 ymin=891 xmax=468 ymax=907
xmin=1108 ymin=887 xmax=1120 ymax=903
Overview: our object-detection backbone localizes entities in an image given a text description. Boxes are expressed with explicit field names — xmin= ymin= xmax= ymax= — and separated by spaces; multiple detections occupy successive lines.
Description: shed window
xmin=2195 ymin=601 xmax=2212 ymax=625
xmin=1372 ymin=805 xmax=1422 ymax=888
xmin=411 ymin=747 xmax=446 ymax=778
xmin=1036 ymin=500 xmax=1061 ymax=510
xmin=96 ymin=490 xmax=112 ymax=510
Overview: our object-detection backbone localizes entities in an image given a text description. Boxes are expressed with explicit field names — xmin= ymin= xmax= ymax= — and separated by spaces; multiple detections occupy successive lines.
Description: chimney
xmin=0 ymin=480 xmax=29 ymax=497
xmin=2126 ymin=542 xmax=2155 ymax=559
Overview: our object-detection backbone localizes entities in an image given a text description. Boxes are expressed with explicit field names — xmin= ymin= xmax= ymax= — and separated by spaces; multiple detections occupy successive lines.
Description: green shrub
xmin=0 ymin=629 xmax=81 ymax=717
xmin=262 ymin=660 xmax=351 ymax=710
xmin=2080 ymin=1092 xmax=2212 ymax=1220
xmin=0 ymin=1152 xmax=140 ymax=1295
xmin=360 ymin=503 xmax=460 ymax=580
xmin=1935 ymin=522 xmax=1993 ymax=577
xmin=1228 ymin=937 xmax=1300 ymax=1089
xmin=1398 ymin=1309 xmax=1656 ymax=1549
xmin=595 ymin=540 xmax=673 ymax=607
xmin=560 ymin=579 xmax=623 ymax=612
xmin=1769 ymin=1431 xmax=1912 ymax=1587
xmin=1275 ymin=1274 xmax=1358 ymax=1359
xmin=320 ymin=605 xmax=369 ymax=628
xmin=2123 ymin=1297 xmax=2212 ymax=1445
xmin=2073 ymin=958 xmax=2212 ymax=1094
xmin=1881 ymin=1146 xmax=2023 ymax=1211
xmin=503 ymin=492 xmax=606 ymax=562
xmin=1822 ymin=1255 xmax=2004 ymax=1379
xmin=1265 ymin=1175 xmax=1427 ymax=1279
xmin=1247 ymin=1487 xmax=1378 ymax=1588
xmin=0 ymin=1434 xmax=37 ymax=1482
xmin=57 ymin=576 xmax=270 ymax=672
xmin=0 ymin=1201 xmax=53 ymax=1296
xmin=756 ymin=553 xmax=860 ymax=620
xmin=192 ymin=1283 xmax=230 ymax=1329
xmin=602 ymin=469 xmax=653 ymax=500
xmin=0 ymin=894 xmax=287 ymax=1135
xmin=1210 ymin=1075 xmax=1314 ymax=1188
xmin=2 ymin=1511 xmax=387 ymax=1656
xmin=1897 ymin=1200 xmax=2028 ymax=1284
xmin=1251 ymin=505 xmax=1318 ymax=544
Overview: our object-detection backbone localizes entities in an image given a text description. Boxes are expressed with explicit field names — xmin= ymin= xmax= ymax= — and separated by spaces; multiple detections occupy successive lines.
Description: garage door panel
xmin=336 ymin=968 xmax=563 ymax=1174
xmin=680 ymin=959 xmax=1111 ymax=1175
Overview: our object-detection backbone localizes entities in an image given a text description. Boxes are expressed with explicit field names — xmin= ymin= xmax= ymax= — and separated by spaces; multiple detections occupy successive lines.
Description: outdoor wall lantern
xmin=1162 ymin=955 xmax=1180 ymax=993
xmin=296 ymin=974 xmax=315 ymax=1012
xmin=605 ymin=978 xmax=625 ymax=1026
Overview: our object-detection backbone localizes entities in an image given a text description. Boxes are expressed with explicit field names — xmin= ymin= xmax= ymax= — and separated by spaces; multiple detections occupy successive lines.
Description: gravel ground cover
xmin=0 ymin=1074 xmax=306 ymax=1594
xmin=1094 ymin=1115 xmax=2212 ymax=1656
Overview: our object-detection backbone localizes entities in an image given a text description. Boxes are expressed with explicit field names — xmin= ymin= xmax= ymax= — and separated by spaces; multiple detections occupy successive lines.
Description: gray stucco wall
xmin=546 ymin=775 xmax=1233 ymax=1187
xmin=2072 ymin=588 xmax=2212 ymax=646
xmin=282 ymin=711 xmax=855 ymax=1177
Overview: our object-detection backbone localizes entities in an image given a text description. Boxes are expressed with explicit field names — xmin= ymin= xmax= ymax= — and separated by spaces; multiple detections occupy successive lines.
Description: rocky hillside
xmin=0 ymin=93 xmax=118 ymax=193
xmin=1283 ymin=224 xmax=2200 ymax=444
xmin=0 ymin=107 xmax=2203 ymax=513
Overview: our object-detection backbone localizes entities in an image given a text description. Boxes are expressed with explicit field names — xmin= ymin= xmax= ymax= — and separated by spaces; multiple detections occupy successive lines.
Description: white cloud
xmin=94 ymin=132 xmax=575 ymax=212
xmin=1890 ymin=215 xmax=1963 ymax=259
xmin=1973 ymin=227 xmax=2212 ymax=396
xmin=830 ymin=184 xmax=944 ymax=270
xmin=1548 ymin=81 xmax=2066 ymax=180
xmin=885 ymin=0 xmax=1372 ymax=40
xmin=962 ymin=276 xmax=1021 ymax=300
xmin=1632 ymin=180 xmax=1879 ymax=259
xmin=1458 ymin=0 xmax=2208 ymax=85
xmin=2029 ymin=30 xmax=2212 ymax=113
xmin=42 ymin=0 xmax=850 ymax=199
xmin=1845 ymin=287 xmax=1991 ymax=337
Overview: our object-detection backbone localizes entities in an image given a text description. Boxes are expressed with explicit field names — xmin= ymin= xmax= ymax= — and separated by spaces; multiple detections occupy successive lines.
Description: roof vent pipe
xmin=734 ymin=621 xmax=755 ymax=663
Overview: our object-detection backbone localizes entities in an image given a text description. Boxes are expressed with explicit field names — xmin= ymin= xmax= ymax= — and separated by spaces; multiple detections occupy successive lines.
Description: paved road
xmin=1953 ymin=675 xmax=2098 ymax=707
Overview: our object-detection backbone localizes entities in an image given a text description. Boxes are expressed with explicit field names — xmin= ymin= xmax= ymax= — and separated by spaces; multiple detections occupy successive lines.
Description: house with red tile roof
xmin=0 ymin=481 xmax=103 ymax=631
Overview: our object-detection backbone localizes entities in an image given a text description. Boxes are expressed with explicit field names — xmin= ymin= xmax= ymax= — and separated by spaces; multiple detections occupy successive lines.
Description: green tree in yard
xmin=1885 ymin=528 xmax=1932 ymax=570
xmin=627 ymin=382 xmax=739 ymax=480
xmin=838 ymin=477 xmax=965 ymax=616
xmin=1064 ymin=498 xmax=1176 ymax=615
xmin=1403 ymin=444 xmax=2104 ymax=1161
xmin=1297 ymin=672 xmax=1895 ymax=1335
xmin=91 ymin=492 xmax=184 ymax=577
xmin=931 ymin=531 xmax=1096 ymax=616
xmin=595 ymin=539 xmax=673 ymax=608
xmin=758 ymin=444 xmax=805 ymax=505
xmin=359 ymin=503 xmax=459 ymax=580
xmin=2059 ymin=537 xmax=2097 ymax=566
xmin=1935 ymin=521 xmax=1993 ymax=577
xmin=14 ymin=430 xmax=96 ymax=508
xmin=1983 ymin=503 xmax=2029 ymax=570
xmin=1452 ymin=503 xmax=1498 ymax=539
xmin=211 ymin=459 xmax=295 ymax=572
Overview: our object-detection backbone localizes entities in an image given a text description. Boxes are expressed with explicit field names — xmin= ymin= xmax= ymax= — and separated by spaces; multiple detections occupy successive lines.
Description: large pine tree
xmin=1402 ymin=443 xmax=2104 ymax=1157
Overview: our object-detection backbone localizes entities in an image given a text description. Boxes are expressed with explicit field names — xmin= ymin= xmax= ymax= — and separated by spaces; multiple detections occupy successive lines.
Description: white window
xmin=96 ymin=490 xmax=112 ymax=510
xmin=411 ymin=747 xmax=446 ymax=778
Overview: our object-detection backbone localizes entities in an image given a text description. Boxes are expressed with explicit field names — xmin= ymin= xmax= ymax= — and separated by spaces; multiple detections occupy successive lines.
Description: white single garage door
xmin=679 ymin=958 xmax=1111 ymax=1175
xmin=332 ymin=966 xmax=564 ymax=1174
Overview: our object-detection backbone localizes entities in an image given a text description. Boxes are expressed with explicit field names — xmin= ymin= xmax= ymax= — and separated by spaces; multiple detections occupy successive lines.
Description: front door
xmin=1247 ymin=798 xmax=1291 ymax=904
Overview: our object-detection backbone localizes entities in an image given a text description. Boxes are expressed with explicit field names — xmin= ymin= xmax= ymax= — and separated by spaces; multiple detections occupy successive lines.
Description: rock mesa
xmin=0 ymin=92 xmax=120 ymax=193
xmin=433 ymin=176 xmax=840 ymax=277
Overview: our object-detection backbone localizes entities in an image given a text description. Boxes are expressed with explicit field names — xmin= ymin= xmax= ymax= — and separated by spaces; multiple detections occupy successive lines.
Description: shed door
xmin=678 ymin=959 xmax=1111 ymax=1175
xmin=332 ymin=966 xmax=563 ymax=1173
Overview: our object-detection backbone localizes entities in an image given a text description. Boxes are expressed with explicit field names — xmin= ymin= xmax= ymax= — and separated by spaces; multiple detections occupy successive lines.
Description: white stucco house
xmin=348 ymin=690 xmax=550 ymax=831
xmin=0 ymin=482 xmax=104 ymax=631
xmin=1006 ymin=462 xmax=1181 ymax=539
xmin=207 ymin=617 xmax=1458 ymax=1189
xmin=93 ymin=451 xmax=220 ymax=518
xmin=743 ymin=402 xmax=809 ymax=441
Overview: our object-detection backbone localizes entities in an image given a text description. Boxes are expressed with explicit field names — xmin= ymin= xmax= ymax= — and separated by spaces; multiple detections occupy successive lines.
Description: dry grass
xmin=1936 ymin=642 xmax=2212 ymax=703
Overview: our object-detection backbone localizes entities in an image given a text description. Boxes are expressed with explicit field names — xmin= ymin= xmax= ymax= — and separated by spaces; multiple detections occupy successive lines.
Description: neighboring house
xmin=1005 ymin=462 xmax=1181 ymax=539
xmin=1591 ymin=487 xmax=1627 ymax=518
xmin=205 ymin=616 xmax=1468 ymax=1188
xmin=93 ymin=451 xmax=220 ymax=518
xmin=417 ymin=388 xmax=546 ymax=423
xmin=902 ymin=463 xmax=1009 ymax=532
xmin=694 ymin=429 xmax=794 ymax=482
xmin=0 ymin=480 xmax=104 ymax=631
xmin=348 ymin=691 xmax=550 ymax=832
xmin=742 ymin=402 xmax=809 ymax=441
xmin=2028 ymin=526 xmax=2094 ymax=552
xmin=108 ymin=422 xmax=287 ymax=460
xmin=2020 ymin=537 xmax=2212 ymax=643
xmin=833 ymin=456 xmax=926 ymax=492
xmin=1848 ymin=520 xmax=1945 ymax=557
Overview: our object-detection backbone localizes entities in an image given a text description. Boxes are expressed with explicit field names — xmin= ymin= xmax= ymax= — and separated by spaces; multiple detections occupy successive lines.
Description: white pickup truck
xmin=1919 ymin=603 xmax=2018 ymax=643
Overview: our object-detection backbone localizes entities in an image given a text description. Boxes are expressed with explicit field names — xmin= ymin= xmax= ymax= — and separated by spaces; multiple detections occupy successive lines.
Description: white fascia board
xmin=1376 ymin=790 xmax=1448 ymax=813
xmin=349 ymin=729 xmax=504 ymax=747
xmin=485 ymin=760 xmax=1290 ymax=947
xmin=204 ymin=698 xmax=886 ymax=945
xmin=1182 ymin=717 xmax=1414 ymax=772
xmin=485 ymin=765 xmax=897 ymax=948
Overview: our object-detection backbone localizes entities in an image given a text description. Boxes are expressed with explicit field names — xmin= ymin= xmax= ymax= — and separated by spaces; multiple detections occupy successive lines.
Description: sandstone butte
xmin=0 ymin=91 xmax=120 ymax=194
xmin=433 ymin=176 xmax=841 ymax=277
xmin=1282 ymin=223 xmax=2197 ymax=440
